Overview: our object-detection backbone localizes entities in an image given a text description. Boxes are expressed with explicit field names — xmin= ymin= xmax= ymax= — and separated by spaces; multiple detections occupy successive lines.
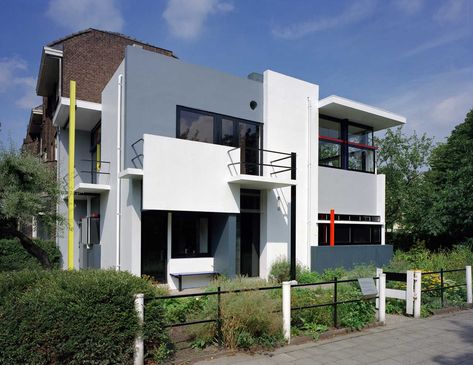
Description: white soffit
xmin=319 ymin=95 xmax=406 ymax=131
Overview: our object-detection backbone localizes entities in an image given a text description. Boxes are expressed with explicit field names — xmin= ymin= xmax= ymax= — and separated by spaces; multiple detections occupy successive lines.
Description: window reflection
xmin=179 ymin=110 xmax=214 ymax=143
xmin=320 ymin=118 xmax=341 ymax=139
xmin=319 ymin=141 xmax=341 ymax=167
xmin=348 ymin=124 xmax=373 ymax=145
xmin=348 ymin=147 xmax=374 ymax=172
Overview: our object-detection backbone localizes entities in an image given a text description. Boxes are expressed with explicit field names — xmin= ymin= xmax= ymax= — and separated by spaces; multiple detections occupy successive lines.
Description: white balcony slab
xmin=319 ymin=95 xmax=405 ymax=131
xmin=74 ymin=183 xmax=111 ymax=194
xmin=228 ymin=174 xmax=296 ymax=190
xmin=52 ymin=97 xmax=101 ymax=130
xmin=119 ymin=168 xmax=143 ymax=179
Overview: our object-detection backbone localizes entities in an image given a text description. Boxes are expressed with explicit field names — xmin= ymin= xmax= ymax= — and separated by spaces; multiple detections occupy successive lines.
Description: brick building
xmin=21 ymin=28 xmax=175 ymax=239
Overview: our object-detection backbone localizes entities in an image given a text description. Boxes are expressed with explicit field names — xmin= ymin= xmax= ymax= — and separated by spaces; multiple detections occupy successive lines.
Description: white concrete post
xmin=413 ymin=271 xmax=422 ymax=319
xmin=466 ymin=266 xmax=472 ymax=305
xmin=406 ymin=270 xmax=414 ymax=315
xmin=377 ymin=273 xmax=386 ymax=324
xmin=376 ymin=268 xmax=383 ymax=319
xmin=134 ymin=294 xmax=144 ymax=365
xmin=282 ymin=281 xmax=292 ymax=343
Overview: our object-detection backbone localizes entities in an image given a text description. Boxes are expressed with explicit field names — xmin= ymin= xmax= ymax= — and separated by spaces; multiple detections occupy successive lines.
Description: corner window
xmin=172 ymin=212 xmax=211 ymax=258
xmin=319 ymin=115 xmax=376 ymax=173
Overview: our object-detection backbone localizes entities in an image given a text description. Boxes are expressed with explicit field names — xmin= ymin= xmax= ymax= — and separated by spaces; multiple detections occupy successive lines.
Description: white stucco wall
xmin=142 ymin=134 xmax=240 ymax=213
xmin=261 ymin=70 xmax=319 ymax=276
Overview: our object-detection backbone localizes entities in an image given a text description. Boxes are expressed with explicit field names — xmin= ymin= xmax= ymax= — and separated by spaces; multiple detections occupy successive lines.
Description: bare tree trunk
xmin=0 ymin=219 xmax=52 ymax=269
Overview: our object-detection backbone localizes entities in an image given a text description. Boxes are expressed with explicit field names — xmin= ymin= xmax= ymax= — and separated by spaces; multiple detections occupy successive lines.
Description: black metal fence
xmin=290 ymin=277 xmax=379 ymax=328
xmin=422 ymin=268 xmax=467 ymax=308
xmin=144 ymin=285 xmax=282 ymax=345
xmin=144 ymin=276 xmax=380 ymax=344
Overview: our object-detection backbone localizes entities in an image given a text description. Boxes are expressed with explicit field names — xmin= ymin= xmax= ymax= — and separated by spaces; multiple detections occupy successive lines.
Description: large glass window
xmin=177 ymin=106 xmax=262 ymax=175
xmin=178 ymin=109 xmax=214 ymax=143
xmin=172 ymin=212 xmax=210 ymax=258
xmin=319 ymin=140 xmax=342 ymax=168
xmin=348 ymin=147 xmax=375 ymax=173
xmin=318 ymin=223 xmax=382 ymax=245
xmin=320 ymin=118 xmax=342 ymax=139
xmin=318 ymin=115 xmax=376 ymax=173
xmin=348 ymin=124 xmax=373 ymax=145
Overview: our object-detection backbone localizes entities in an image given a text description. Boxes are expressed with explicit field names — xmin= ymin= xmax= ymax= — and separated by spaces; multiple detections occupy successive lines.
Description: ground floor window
xmin=172 ymin=212 xmax=211 ymax=258
xmin=318 ymin=223 xmax=381 ymax=245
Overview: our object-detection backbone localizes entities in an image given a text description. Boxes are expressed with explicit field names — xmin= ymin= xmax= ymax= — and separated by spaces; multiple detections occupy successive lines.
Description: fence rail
xmin=421 ymin=268 xmax=469 ymax=308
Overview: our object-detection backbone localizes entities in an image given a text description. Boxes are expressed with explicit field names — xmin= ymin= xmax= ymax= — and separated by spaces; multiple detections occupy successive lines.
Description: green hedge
xmin=0 ymin=239 xmax=61 ymax=271
xmin=0 ymin=270 xmax=169 ymax=364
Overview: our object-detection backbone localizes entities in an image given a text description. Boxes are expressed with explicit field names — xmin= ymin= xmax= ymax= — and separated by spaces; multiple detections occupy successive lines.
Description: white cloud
xmin=434 ymin=0 xmax=469 ymax=24
xmin=0 ymin=57 xmax=27 ymax=92
xmin=378 ymin=67 xmax=473 ymax=139
xmin=0 ymin=57 xmax=40 ymax=110
xmin=163 ymin=0 xmax=234 ymax=40
xmin=393 ymin=0 xmax=424 ymax=15
xmin=401 ymin=31 xmax=470 ymax=58
xmin=46 ymin=0 xmax=124 ymax=32
xmin=272 ymin=0 xmax=376 ymax=40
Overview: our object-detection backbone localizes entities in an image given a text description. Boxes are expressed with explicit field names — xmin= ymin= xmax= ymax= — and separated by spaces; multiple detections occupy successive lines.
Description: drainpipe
xmin=116 ymin=74 xmax=123 ymax=271
xmin=307 ymin=97 xmax=312 ymax=265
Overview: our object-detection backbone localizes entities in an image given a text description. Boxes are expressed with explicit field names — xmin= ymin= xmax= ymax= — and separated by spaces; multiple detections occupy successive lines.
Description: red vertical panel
xmin=330 ymin=209 xmax=335 ymax=247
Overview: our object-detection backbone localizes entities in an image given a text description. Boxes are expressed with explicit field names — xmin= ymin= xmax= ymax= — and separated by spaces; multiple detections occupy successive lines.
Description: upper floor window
xmin=177 ymin=106 xmax=262 ymax=175
xmin=319 ymin=115 xmax=376 ymax=173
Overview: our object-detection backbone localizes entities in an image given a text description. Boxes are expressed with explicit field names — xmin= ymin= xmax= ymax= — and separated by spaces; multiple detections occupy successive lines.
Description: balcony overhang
xmin=319 ymin=95 xmax=406 ymax=132
xmin=74 ymin=183 xmax=110 ymax=194
xmin=37 ymin=47 xmax=63 ymax=97
xmin=228 ymin=174 xmax=296 ymax=190
xmin=119 ymin=168 xmax=143 ymax=179
xmin=53 ymin=97 xmax=101 ymax=130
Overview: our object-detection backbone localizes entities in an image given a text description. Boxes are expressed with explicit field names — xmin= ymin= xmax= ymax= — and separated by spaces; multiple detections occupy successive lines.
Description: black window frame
xmin=318 ymin=223 xmax=382 ymax=246
xmin=176 ymin=105 xmax=263 ymax=148
xmin=319 ymin=114 xmax=376 ymax=174
xmin=176 ymin=106 xmax=264 ymax=175
xmin=171 ymin=211 xmax=213 ymax=259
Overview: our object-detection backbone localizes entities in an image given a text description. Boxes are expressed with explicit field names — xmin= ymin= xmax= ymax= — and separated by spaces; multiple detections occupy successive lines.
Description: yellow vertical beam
xmin=68 ymin=80 xmax=76 ymax=270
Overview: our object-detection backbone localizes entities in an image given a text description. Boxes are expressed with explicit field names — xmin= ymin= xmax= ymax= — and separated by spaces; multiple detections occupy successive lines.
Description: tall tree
xmin=422 ymin=109 xmax=473 ymax=243
xmin=375 ymin=127 xmax=434 ymax=233
xmin=0 ymin=147 xmax=62 ymax=268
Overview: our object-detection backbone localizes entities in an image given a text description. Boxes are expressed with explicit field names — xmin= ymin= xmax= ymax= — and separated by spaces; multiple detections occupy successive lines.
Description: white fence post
xmin=466 ymin=266 xmax=472 ymax=305
xmin=282 ymin=281 xmax=292 ymax=343
xmin=134 ymin=293 xmax=144 ymax=365
xmin=413 ymin=271 xmax=422 ymax=319
xmin=376 ymin=268 xmax=383 ymax=320
xmin=377 ymin=273 xmax=386 ymax=324
xmin=406 ymin=270 xmax=414 ymax=315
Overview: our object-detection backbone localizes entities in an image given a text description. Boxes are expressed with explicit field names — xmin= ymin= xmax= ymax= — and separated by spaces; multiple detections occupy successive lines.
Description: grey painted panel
xmin=311 ymin=245 xmax=393 ymax=273
xmin=212 ymin=214 xmax=237 ymax=277
xmin=318 ymin=166 xmax=378 ymax=215
xmin=124 ymin=46 xmax=263 ymax=168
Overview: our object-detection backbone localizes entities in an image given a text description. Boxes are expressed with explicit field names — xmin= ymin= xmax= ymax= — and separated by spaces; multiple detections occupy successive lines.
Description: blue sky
xmin=0 ymin=0 xmax=472 ymax=146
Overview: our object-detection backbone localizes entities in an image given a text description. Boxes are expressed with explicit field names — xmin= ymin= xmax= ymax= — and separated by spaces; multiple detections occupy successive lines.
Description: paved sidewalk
xmin=195 ymin=309 xmax=473 ymax=365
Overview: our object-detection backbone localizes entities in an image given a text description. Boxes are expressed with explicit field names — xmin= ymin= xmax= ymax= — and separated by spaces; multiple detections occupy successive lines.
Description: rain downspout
xmin=116 ymin=74 xmax=123 ymax=270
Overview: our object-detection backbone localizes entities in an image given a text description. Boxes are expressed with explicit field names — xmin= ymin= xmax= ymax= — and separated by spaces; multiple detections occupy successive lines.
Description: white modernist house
xmin=56 ymin=46 xmax=405 ymax=290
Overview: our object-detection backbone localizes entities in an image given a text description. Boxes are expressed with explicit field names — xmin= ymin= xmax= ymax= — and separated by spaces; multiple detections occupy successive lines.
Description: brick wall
xmin=60 ymin=30 xmax=173 ymax=102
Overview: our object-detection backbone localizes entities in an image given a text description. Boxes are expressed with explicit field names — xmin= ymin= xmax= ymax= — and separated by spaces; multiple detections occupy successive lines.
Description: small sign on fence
xmin=358 ymin=278 xmax=378 ymax=298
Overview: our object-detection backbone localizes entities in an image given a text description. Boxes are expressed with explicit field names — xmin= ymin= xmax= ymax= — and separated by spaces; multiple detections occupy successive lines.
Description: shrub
xmin=192 ymin=276 xmax=283 ymax=350
xmin=0 ymin=270 xmax=169 ymax=365
xmin=269 ymin=257 xmax=303 ymax=283
xmin=0 ymin=238 xmax=61 ymax=271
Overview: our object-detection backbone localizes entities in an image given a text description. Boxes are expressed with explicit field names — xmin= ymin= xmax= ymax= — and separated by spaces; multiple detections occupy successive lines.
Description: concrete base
xmin=311 ymin=244 xmax=393 ymax=273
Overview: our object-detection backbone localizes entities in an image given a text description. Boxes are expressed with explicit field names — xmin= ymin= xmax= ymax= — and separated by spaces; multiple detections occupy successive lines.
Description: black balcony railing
xmin=227 ymin=146 xmax=295 ymax=178
xmin=78 ymin=159 xmax=111 ymax=184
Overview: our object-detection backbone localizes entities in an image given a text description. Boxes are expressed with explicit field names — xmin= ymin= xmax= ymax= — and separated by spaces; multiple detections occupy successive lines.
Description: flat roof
xmin=319 ymin=95 xmax=406 ymax=131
